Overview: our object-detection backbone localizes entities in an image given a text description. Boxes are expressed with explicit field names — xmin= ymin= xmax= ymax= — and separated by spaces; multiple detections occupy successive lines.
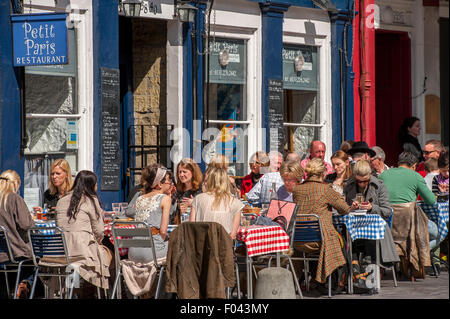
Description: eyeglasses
xmin=355 ymin=178 xmax=370 ymax=184
xmin=162 ymin=180 xmax=174 ymax=185
xmin=422 ymin=150 xmax=436 ymax=155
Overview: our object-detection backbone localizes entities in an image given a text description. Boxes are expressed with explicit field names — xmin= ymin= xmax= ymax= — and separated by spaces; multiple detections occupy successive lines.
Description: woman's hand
xmin=359 ymin=201 xmax=372 ymax=211
xmin=350 ymin=201 xmax=360 ymax=210
xmin=181 ymin=196 xmax=194 ymax=208
xmin=438 ymin=183 xmax=449 ymax=193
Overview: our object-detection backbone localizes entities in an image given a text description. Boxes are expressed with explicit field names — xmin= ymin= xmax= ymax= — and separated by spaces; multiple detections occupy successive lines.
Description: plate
xmin=350 ymin=209 xmax=367 ymax=216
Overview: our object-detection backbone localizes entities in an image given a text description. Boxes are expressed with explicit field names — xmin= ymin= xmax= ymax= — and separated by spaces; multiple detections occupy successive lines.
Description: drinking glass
xmin=112 ymin=203 xmax=120 ymax=214
xmin=120 ymin=202 xmax=128 ymax=213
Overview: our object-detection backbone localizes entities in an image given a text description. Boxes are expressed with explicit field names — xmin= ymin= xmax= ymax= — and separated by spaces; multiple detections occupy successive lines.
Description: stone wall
xmin=132 ymin=18 xmax=167 ymax=176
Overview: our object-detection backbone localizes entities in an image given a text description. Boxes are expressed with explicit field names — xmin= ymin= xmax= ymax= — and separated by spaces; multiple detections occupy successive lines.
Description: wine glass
xmin=112 ymin=203 xmax=120 ymax=215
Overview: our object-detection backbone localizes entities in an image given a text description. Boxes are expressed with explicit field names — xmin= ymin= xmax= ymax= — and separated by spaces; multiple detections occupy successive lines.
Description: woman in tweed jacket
xmin=292 ymin=158 xmax=350 ymax=285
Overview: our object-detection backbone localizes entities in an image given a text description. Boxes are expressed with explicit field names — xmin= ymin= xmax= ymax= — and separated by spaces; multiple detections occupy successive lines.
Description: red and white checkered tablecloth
xmin=104 ymin=223 xmax=136 ymax=256
xmin=236 ymin=225 xmax=290 ymax=257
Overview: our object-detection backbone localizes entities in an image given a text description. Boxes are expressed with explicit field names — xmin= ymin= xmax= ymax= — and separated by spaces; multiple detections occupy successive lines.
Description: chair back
xmin=292 ymin=214 xmax=324 ymax=243
xmin=27 ymin=227 xmax=69 ymax=267
xmin=111 ymin=221 xmax=159 ymax=267
xmin=0 ymin=226 xmax=17 ymax=263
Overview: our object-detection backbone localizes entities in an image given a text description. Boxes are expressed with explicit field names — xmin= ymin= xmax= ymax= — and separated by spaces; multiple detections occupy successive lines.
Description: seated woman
xmin=343 ymin=160 xmax=399 ymax=271
xmin=205 ymin=154 xmax=240 ymax=198
xmin=129 ymin=164 xmax=173 ymax=262
xmin=174 ymin=158 xmax=203 ymax=223
xmin=277 ymin=160 xmax=304 ymax=201
xmin=240 ymin=151 xmax=270 ymax=199
xmin=292 ymin=158 xmax=350 ymax=292
xmin=432 ymin=151 xmax=449 ymax=195
xmin=0 ymin=170 xmax=35 ymax=299
xmin=190 ymin=167 xmax=244 ymax=239
xmin=324 ymin=150 xmax=352 ymax=196
xmin=55 ymin=170 xmax=111 ymax=293
xmin=33 ymin=159 xmax=73 ymax=214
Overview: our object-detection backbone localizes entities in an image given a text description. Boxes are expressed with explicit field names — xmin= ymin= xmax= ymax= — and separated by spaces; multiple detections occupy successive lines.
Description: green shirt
xmin=379 ymin=167 xmax=436 ymax=205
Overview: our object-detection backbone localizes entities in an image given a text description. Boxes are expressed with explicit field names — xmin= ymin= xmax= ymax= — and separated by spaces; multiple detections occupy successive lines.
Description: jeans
xmin=429 ymin=220 xmax=440 ymax=250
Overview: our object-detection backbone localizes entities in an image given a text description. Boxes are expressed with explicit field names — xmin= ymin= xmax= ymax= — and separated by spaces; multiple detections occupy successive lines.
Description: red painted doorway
xmin=375 ymin=31 xmax=412 ymax=167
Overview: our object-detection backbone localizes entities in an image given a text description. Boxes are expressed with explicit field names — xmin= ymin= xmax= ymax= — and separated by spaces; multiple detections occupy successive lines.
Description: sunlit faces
xmin=331 ymin=157 xmax=348 ymax=176
xmin=160 ymin=175 xmax=174 ymax=195
xmin=282 ymin=174 xmax=299 ymax=193
xmin=440 ymin=165 xmax=449 ymax=179
xmin=177 ymin=167 xmax=193 ymax=185
xmin=311 ymin=142 xmax=326 ymax=160
xmin=370 ymin=157 xmax=383 ymax=173
xmin=423 ymin=144 xmax=440 ymax=160
xmin=51 ymin=166 xmax=68 ymax=189
xmin=249 ymin=161 xmax=261 ymax=174
xmin=407 ymin=120 xmax=421 ymax=137
xmin=270 ymin=156 xmax=283 ymax=172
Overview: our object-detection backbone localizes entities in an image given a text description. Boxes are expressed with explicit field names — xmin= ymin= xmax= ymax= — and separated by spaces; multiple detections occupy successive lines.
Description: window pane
xmin=284 ymin=126 xmax=320 ymax=160
xmin=283 ymin=90 xmax=319 ymax=125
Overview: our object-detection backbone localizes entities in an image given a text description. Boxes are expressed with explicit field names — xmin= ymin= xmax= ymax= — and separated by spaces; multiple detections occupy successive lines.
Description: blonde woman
xmin=277 ymin=160 xmax=304 ymax=201
xmin=292 ymin=158 xmax=349 ymax=292
xmin=0 ymin=170 xmax=35 ymax=298
xmin=33 ymin=159 xmax=73 ymax=214
xmin=190 ymin=167 xmax=244 ymax=239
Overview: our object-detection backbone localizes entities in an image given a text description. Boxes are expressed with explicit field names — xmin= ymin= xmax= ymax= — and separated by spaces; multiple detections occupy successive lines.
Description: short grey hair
xmin=398 ymin=151 xmax=418 ymax=167
xmin=371 ymin=146 xmax=386 ymax=161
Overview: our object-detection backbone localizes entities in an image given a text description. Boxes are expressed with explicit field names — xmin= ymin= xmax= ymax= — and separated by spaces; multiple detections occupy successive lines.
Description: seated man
xmin=300 ymin=140 xmax=334 ymax=179
xmin=370 ymin=146 xmax=389 ymax=177
xmin=379 ymin=152 xmax=437 ymax=278
xmin=417 ymin=140 xmax=444 ymax=177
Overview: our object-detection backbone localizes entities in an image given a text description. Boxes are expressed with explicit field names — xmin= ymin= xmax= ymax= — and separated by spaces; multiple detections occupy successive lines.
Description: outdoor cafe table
xmin=418 ymin=201 xmax=449 ymax=242
xmin=333 ymin=213 xmax=386 ymax=294
xmin=236 ymin=224 xmax=290 ymax=299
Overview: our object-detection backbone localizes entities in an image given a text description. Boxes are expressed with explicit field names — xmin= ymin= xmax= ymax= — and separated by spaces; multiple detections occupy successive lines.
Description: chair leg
xmin=29 ymin=268 xmax=39 ymax=299
xmin=4 ymin=272 xmax=10 ymax=298
xmin=234 ymin=262 xmax=241 ymax=299
xmin=155 ymin=267 xmax=165 ymax=299
xmin=287 ymin=257 xmax=303 ymax=299
xmin=111 ymin=268 xmax=121 ymax=299
xmin=391 ymin=264 xmax=398 ymax=287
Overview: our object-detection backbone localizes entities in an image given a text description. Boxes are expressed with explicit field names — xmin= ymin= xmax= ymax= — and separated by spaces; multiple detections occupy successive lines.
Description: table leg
xmin=347 ymin=229 xmax=353 ymax=294
xmin=247 ymin=254 xmax=253 ymax=299
xmin=276 ymin=252 xmax=280 ymax=267
xmin=375 ymin=239 xmax=381 ymax=292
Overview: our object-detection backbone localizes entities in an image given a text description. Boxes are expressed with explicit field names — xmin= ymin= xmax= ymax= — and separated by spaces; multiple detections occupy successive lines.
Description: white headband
xmin=151 ymin=167 xmax=167 ymax=188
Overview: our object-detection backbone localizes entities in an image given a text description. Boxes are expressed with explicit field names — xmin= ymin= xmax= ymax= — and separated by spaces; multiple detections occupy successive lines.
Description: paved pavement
xmin=302 ymin=268 xmax=449 ymax=299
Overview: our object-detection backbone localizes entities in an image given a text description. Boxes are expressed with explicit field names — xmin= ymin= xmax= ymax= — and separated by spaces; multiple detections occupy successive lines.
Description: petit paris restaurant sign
xmin=11 ymin=13 xmax=68 ymax=67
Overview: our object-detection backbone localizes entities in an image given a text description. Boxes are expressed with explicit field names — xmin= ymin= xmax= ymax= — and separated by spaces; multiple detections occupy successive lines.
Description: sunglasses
xmin=422 ymin=150 xmax=436 ymax=155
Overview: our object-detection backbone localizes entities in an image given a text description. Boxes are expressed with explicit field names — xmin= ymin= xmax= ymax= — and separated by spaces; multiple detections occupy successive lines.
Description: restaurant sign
xmin=282 ymin=44 xmax=318 ymax=91
xmin=11 ymin=13 xmax=68 ymax=67
xmin=209 ymin=38 xmax=246 ymax=85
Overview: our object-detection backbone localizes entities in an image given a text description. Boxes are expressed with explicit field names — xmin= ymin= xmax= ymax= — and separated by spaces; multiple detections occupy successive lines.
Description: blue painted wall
xmin=92 ymin=0 xmax=122 ymax=209
xmin=0 ymin=1 xmax=25 ymax=194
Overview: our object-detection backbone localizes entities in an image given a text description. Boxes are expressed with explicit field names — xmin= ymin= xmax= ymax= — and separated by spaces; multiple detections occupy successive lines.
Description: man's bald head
xmin=309 ymin=140 xmax=326 ymax=160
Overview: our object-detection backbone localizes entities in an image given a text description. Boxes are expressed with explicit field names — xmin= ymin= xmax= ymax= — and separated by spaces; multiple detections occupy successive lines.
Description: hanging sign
xmin=11 ymin=13 xmax=68 ymax=67
xmin=208 ymin=38 xmax=246 ymax=85
xmin=282 ymin=44 xmax=318 ymax=91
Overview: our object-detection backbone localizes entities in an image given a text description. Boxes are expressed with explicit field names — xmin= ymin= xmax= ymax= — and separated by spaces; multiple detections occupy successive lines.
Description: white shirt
xmin=246 ymin=172 xmax=284 ymax=207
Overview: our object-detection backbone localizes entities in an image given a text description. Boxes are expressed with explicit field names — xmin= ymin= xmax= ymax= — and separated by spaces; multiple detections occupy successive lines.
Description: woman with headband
xmin=128 ymin=164 xmax=173 ymax=262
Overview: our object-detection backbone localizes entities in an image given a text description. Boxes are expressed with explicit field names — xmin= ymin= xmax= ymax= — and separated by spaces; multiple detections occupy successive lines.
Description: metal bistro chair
xmin=382 ymin=209 xmax=398 ymax=286
xmin=289 ymin=214 xmax=335 ymax=298
xmin=28 ymin=227 xmax=79 ymax=299
xmin=0 ymin=226 xmax=35 ymax=299
xmin=110 ymin=221 xmax=166 ymax=299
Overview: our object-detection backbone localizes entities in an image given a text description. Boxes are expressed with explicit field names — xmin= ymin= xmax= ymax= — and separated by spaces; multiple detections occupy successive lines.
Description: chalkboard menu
xmin=100 ymin=67 xmax=120 ymax=191
xmin=267 ymin=79 xmax=284 ymax=153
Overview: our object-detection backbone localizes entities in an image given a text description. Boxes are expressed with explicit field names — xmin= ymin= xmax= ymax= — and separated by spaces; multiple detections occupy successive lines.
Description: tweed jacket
xmin=292 ymin=180 xmax=350 ymax=283
xmin=165 ymin=222 xmax=235 ymax=299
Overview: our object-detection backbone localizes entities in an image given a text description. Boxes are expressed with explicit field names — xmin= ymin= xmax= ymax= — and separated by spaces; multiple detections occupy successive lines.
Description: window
xmin=206 ymin=38 xmax=249 ymax=176
xmin=282 ymin=44 xmax=321 ymax=159
xmin=23 ymin=29 xmax=79 ymax=207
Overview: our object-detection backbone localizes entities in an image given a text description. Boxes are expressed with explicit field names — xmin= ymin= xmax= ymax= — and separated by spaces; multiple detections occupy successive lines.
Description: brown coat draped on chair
xmin=165 ymin=222 xmax=235 ymax=299
xmin=391 ymin=202 xmax=431 ymax=276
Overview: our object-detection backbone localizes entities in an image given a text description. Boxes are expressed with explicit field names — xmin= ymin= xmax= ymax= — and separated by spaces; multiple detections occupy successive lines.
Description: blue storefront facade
xmin=0 ymin=0 xmax=355 ymax=208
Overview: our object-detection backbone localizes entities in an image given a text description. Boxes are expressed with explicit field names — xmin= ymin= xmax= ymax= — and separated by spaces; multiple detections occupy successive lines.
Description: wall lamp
xmin=120 ymin=0 xmax=142 ymax=17
xmin=312 ymin=0 xmax=338 ymax=13
xmin=175 ymin=1 xmax=198 ymax=23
